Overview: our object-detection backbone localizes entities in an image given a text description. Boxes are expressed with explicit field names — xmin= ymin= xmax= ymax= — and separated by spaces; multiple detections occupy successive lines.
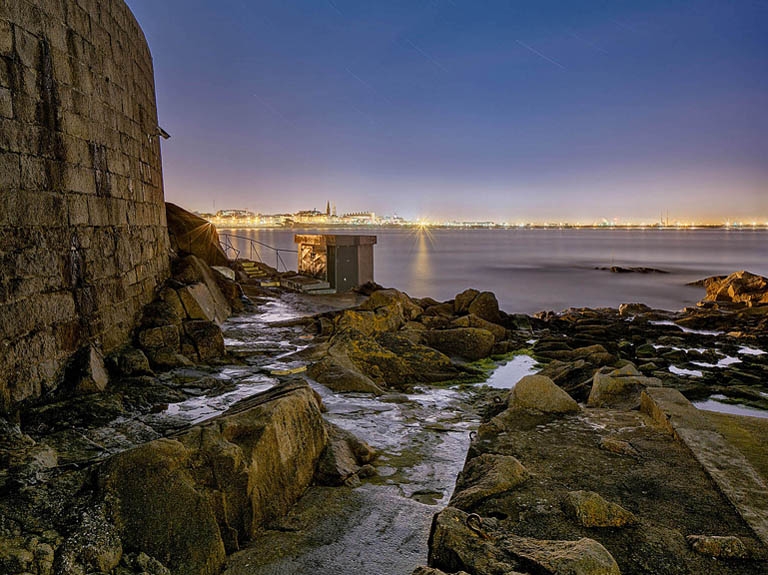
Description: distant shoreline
xmin=215 ymin=223 xmax=768 ymax=231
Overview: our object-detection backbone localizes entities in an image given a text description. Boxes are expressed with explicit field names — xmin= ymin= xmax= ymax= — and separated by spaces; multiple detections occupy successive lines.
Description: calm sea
xmin=220 ymin=228 xmax=767 ymax=314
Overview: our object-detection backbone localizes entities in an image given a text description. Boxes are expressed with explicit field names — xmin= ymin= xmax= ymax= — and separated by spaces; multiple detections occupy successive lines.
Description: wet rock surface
xmin=0 ymin=290 xmax=359 ymax=574
xmin=3 ymin=271 xmax=768 ymax=574
xmin=223 ymin=382 xmax=480 ymax=575
xmin=308 ymin=286 xmax=526 ymax=392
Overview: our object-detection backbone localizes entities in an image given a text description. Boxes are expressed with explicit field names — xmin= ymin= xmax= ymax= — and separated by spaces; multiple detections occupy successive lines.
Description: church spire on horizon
xmin=326 ymin=200 xmax=331 ymax=217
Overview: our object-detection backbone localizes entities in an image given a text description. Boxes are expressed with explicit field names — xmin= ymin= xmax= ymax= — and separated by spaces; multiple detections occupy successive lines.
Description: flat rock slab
xmin=642 ymin=387 xmax=768 ymax=549
xmin=448 ymin=403 xmax=767 ymax=574
xmin=704 ymin=411 xmax=768 ymax=484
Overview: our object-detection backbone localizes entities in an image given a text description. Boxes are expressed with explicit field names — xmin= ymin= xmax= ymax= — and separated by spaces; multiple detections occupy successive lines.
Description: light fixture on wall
xmin=148 ymin=126 xmax=171 ymax=142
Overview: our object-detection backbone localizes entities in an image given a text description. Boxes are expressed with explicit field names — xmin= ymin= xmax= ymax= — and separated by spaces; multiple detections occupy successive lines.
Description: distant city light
xmin=199 ymin=203 xmax=768 ymax=231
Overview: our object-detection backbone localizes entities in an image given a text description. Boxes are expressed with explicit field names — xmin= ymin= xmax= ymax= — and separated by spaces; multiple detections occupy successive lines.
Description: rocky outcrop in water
xmin=692 ymin=270 xmax=768 ymax=306
xmin=309 ymin=287 xmax=533 ymax=393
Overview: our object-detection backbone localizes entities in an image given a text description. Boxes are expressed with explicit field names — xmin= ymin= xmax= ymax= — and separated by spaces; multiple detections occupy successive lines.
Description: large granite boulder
xmin=315 ymin=422 xmax=377 ymax=486
xmin=562 ymin=490 xmax=637 ymax=528
xmin=428 ymin=507 xmax=513 ymax=574
xmin=335 ymin=289 xmax=422 ymax=336
xmin=97 ymin=382 xmax=327 ymax=574
xmin=307 ymin=354 xmax=385 ymax=395
xmin=454 ymin=289 xmax=481 ymax=314
xmin=69 ymin=344 xmax=109 ymax=395
xmin=537 ymin=359 xmax=595 ymax=402
xmin=327 ymin=330 xmax=414 ymax=386
xmin=508 ymin=375 xmax=580 ymax=414
xmin=178 ymin=284 xmax=228 ymax=325
xmin=115 ymin=348 xmax=153 ymax=377
xmin=182 ymin=320 xmax=226 ymax=362
xmin=166 ymin=203 xmax=229 ymax=267
xmin=468 ymin=291 xmax=501 ymax=323
xmin=336 ymin=309 xmax=403 ymax=336
xmin=451 ymin=314 xmax=506 ymax=341
xmin=424 ymin=328 xmax=496 ymax=361
xmin=98 ymin=438 xmax=225 ymax=575
xmin=588 ymin=363 xmax=662 ymax=408
xmin=137 ymin=325 xmax=180 ymax=352
xmin=139 ymin=299 xmax=184 ymax=328
xmin=135 ymin=255 xmax=232 ymax=368
xmin=452 ymin=454 xmax=529 ymax=509
xmin=453 ymin=289 xmax=502 ymax=323
xmin=359 ymin=288 xmax=423 ymax=321
xmin=173 ymin=255 xmax=231 ymax=325
xmin=375 ymin=332 xmax=460 ymax=382
xmin=535 ymin=344 xmax=615 ymax=366
xmin=505 ymin=534 xmax=621 ymax=575
xmin=313 ymin=329 xmax=459 ymax=390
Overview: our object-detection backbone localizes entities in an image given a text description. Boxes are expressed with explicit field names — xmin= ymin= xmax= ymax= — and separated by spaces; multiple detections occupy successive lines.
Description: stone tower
xmin=0 ymin=0 xmax=170 ymax=413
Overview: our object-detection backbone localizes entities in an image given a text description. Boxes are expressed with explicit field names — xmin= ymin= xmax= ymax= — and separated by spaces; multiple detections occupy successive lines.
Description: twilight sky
xmin=126 ymin=0 xmax=768 ymax=223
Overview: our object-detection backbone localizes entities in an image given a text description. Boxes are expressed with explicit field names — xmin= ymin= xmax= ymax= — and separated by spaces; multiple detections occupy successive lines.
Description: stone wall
xmin=0 ymin=0 xmax=169 ymax=412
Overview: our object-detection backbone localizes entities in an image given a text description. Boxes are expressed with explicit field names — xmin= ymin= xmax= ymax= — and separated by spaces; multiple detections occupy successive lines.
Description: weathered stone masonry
xmin=0 ymin=0 xmax=169 ymax=412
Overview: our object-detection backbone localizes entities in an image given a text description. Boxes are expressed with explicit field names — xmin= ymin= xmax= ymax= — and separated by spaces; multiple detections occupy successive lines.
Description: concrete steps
xmin=240 ymin=261 xmax=269 ymax=278
xmin=280 ymin=275 xmax=335 ymax=294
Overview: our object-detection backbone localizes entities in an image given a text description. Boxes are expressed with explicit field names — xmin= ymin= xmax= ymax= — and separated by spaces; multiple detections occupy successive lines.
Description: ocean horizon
xmin=220 ymin=227 xmax=768 ymax=314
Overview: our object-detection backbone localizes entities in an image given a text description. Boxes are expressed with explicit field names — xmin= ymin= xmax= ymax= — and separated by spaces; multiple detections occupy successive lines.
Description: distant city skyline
xmin=127 ymin=1 xmax=768 ymax=223
xmin=203 ymin=203 xmax=768 ymax=229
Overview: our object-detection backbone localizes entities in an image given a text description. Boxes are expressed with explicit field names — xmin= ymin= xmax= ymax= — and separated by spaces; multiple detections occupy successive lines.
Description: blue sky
xmin=126 ymin=0 xmax=768 ymax=223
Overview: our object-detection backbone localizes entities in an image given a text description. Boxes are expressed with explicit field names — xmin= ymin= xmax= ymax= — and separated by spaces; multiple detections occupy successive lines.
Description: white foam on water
xmin=652 ymin=344 xmax=708 ymax=353
xmin=669 ymin=366 xmax=703 ymax=377
xmin=650 ymin=321 xmax=723 ymax=336
xmin=738 ymin=346 xmax=766 ymax=356
xmin=690 ymin=356 xmax=741 ymax=369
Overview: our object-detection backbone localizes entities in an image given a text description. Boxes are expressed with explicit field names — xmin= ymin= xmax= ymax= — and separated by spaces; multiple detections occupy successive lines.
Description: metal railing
xmin=218 ymin=232 xmax=297 ymax=272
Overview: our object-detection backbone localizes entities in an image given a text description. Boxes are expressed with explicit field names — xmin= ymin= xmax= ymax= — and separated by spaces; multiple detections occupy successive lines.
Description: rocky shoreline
xmin=1 ymin=264 xmax=767 ymax=574
xmin=294 ymin=270 xmax=768 ymax=574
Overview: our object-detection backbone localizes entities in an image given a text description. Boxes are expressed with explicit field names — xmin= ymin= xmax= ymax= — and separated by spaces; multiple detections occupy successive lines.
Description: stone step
xmin=239 ymin=261 xmax=269 ymax=278
xmin=303 ymin=287 xmax=336 ymax=295
xmin=279 ymin=276 xmax=333 ymax=294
